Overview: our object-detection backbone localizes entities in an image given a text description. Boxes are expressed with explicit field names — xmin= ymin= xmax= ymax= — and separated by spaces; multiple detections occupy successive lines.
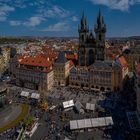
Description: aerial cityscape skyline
xmin=0 ymin=1 xmax=140 ymax=140
xmin=0 ymin=0 xmax=140 ymax=37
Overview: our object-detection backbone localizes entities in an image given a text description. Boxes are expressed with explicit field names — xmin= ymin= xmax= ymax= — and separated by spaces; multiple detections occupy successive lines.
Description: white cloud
xmin=72 ymin=16 xmax=78 ymax=21
xmin=9 ymin=20 xmax=21 ymax=26
xmin=41 ymin=22 xmax=70 ymax=32
xmin=38 ymin=5 xmax=70 ymax=18
xmin=89 ymin=0 xmax=140 ymax=11
xmin=0 ymin=17 xmax=7 ymax=21
xmin=23 ymin=16 xmax=45 ymax=27
xmin=9 ymin=16 xmax=45 ymax=27
xmin=0 ymin=5 xmax=15 ymax=16
xmin=0 ymin=4 xmax=15 ymax=21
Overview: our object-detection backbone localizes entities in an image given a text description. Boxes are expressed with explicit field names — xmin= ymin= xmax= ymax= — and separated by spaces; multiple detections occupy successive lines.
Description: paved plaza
xmin=0 ymin=85 xmax=130 ymax=140
xmin=0 ymin=104 xmax=22 ymax=129
xmin=48 ymin=87 xmax=106 ymax=105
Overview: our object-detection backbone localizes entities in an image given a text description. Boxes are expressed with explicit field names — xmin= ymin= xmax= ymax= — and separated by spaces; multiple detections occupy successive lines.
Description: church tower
xmin=94 ymin=10 xmax=106 ymax=61
xmin=78 ymin=12 xmax=89 ymax=66
xmin=78 ymin=12 xmax=89 ymax=45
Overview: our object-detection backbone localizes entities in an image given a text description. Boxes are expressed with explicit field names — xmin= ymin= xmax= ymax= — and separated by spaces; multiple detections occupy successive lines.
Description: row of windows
xmin=70 ymin=77 xmax=89 ymax=82
xmin=91 ymin=71 xmax=112 ymax=77
xmin=94 ymin=79 xmax=111 ymax=84
xmin=71 ymin=71 xmax=112 ymax=77
xmin=70 ymin=77 xmax=111 ymax=84
xmin=55 ymin=74 xmax=64 ymax=78
xmin=55 ymin=67 xmax=64 ymax=71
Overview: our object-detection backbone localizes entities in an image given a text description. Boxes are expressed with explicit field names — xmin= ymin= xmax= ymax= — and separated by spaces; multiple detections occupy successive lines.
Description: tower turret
xmin=94 ymin=9 xmax=106 ymax=44
xmin=78 ymin=12 xmax=89 ymax=45
xmin=94 ymin=9 xmax=107 ymax=61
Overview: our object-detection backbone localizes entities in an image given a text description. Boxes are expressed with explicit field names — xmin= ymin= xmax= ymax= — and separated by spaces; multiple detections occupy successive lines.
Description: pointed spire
xmin=82 ymin=11 xmax=85 ymax=20
xmin=80 ymin=11 xmax=88 ymax=30
xmin=97 ymin=9 xmax=102 ymax=26
xmin=94 ymin=9 xmax=107 ymax=35
xmin=99 ymin=8 xmax=101 ymax=19
xmin=102 ymin=15 xmax=104 ymax=24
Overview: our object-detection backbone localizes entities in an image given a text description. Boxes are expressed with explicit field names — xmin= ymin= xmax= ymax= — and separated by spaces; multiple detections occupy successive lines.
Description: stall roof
xmin=70 ymin=116 xmax=114 ymax=130
xmin=91 ymin=118 xmax=100 ymax=128
xmin=86 ymin=103 xmax=95 ymax=111
xmin=77 ymin=119 xmax=85 ymax=129
xmin=98 ymin=117 xmax=106 ymax=127
xmin=85 ymin=119 xmax=92 ymax=128
xmin=70 ymin=120 xmax=78 ymax=130
xmin=105 ymin=117 xmax=114 ymax=126
xmin=31 ymin=93 xmax=40 ymax=99
xmin=20 ymin=91 xmax=29 ymax=97
xmin=63 ymin=100 xmax=74 ymax=109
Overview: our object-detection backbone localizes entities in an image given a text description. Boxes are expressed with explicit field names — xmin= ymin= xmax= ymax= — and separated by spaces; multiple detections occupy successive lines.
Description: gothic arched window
xmin=88 ymin=49 xmax=94 ymax=65
xmin=81 ymin=35 xmax=84 ymax=42
xmin=99 ymin=34 xmax=102 ymax=41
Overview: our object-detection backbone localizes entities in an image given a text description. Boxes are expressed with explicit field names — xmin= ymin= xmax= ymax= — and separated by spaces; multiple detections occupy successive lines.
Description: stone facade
xmin=69 ymin=11 xmax=127 ymax=92
xmin=54 ymin=52 xmax=70 ymax=86
xmin=123 ymin=46 xmax=140 ymax=72
xmin=69 ymin=61 xmax=122 ymax=91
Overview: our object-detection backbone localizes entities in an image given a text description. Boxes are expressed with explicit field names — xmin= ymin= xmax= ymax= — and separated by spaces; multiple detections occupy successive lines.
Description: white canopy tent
xmin=20 ymin=91 xmax=29 ymax=98
xmin=31 ymin=93 xmax=40 ymax=100
xmin=70 ymin=116 xmax=113 ymax=130
xmin=86 ymin=103 xmax=95 ymax=111
xmin=63 ymin=100 xmax=74 ymax=109
xmin=105 ymin=117 xmax=114 ymax=126
xmin=49 ymin=105 xmax=56 ymax=110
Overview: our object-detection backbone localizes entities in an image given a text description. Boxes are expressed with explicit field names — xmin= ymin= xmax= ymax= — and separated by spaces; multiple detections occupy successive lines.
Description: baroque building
xmin=10 ymin=46 xmax=58 ymax=94
xmin=69 ymin=11 xmax=128 ymax=91
xmin=54 ymin=52 xmax=70 ymax=86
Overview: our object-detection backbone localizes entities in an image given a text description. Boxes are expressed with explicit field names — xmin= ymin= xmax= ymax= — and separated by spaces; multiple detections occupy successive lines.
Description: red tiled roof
xmin=19 ymin=45 xmax=58 ymax=68
xmin=66 ymin=54 xmax=78 ymax=60
xmin=69 ymin=60 xmax=74 ymax=68
xmin=118 ymin=56 xmax=128 ymax=67
xmin=19 ymin=54 xmax=52 ymax=67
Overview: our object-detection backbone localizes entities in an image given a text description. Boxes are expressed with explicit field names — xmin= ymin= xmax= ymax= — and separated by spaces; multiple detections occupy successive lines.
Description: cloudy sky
xmin=0 ymin=0 xmax=140 ymax=37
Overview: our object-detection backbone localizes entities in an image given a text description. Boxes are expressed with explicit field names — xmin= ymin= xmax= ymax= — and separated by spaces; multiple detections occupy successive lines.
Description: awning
xmin=70 ymin=116 xmax=114 ymax=130
xmin=86 ymin=103 xmax=95 ymax=111
xmin=31 ymin=93 xmax=40 ymax=100
xmin=20 ymin=91 xmax=29 ymax=97
xmin=63 ymin=100 xmax=74 ymax=109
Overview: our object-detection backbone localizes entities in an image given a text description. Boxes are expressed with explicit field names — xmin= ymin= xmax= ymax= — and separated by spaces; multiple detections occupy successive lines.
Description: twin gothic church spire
xmin=78 ymin=10 xmax=107 ymax=66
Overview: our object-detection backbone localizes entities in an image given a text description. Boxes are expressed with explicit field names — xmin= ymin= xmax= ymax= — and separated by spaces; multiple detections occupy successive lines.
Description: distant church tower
xmin=78 ymin=12 xmax=96 ymax=66
xmin=78 ymin=12 xmax=89 ymax=45
xmin=94 ymin=10 xmax=106 ymax=61
xmin=78 ymin=12 xmax=89 ymax=66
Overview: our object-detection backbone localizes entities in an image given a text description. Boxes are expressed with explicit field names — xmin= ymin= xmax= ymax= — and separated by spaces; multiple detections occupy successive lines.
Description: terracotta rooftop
xmin=118 ymin=56 xmax=128 ymax=68
xmin=66 ymin=54 xmax=78 ymax=60
xmin=69 ymin=60 xmax=74 ymax=69
xmin=19 ymin=54 xmax=52 ymax=67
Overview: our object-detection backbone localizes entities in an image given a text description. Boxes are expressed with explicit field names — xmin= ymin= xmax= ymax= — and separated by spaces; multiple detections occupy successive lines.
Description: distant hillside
xmin=108 ymin=36 xmax=140 ymax=41
xmin=0 ymin=37 xmax=39 ymax=44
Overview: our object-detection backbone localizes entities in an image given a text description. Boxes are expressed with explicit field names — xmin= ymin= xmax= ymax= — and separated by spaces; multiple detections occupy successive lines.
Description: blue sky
xmin=0 ymin=0 xmax=140 ymax=37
